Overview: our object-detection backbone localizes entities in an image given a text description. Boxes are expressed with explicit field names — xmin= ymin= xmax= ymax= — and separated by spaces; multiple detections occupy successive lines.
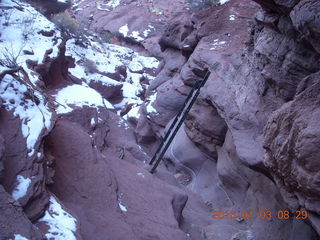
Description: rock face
xmin=68 ymin=0 xmax=192 ymax=55
xmin=1 ymin=0 xmax=320 ymax=239
xmin=290 ymin=0 xmax=320 ymax=54
xmin=134 ymin=0 xmax=320 ymax=239
xmin=264 ymin=71 xmax=320 ymax=234
xmin=44 ymin=107 xmax=195 ymax=240
xmin=0 ymin=185 xmax=42 ymax=239
xmin=185 ymin=98 xmax=227 ymax=159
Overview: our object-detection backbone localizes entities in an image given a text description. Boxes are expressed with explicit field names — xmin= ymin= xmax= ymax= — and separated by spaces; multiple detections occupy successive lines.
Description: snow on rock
xmin=210 ymin=39 xmax=227 ymax=50
xmin=11 ymin=175 xmax=31 ymax=201
xmin=119 ymin=24 xmax=155 ymax=42
xmin=117 ymin=193 xmax=127 ymax=212
xmin=143 ymin=25 xmax=156 ymax=38
xmin=124 ymin=105 xmax=141 ymax=120
xmin=96 ymin=0 xmax=121 ymax=11
xmin=56 ymin=0 xmax=70 ymax=3
xmin=146 ymin=92 xmax=158 ymax=115
xmin=0 ymin=0 xmax=62 ymax=84
xmin=118 ymin=203 xmax=128 ymax=212
xmin=55 ymin=84 xmax=114 ymax=114
xmin=119 ymin=24 xmax=129 ymax=37
xmin=66 ymin=38 xmax=158 ymax=85
xmin=131 ymin=52 xmax=159 ymax=70
xmin=38 ymin=196 xmax=77 ymax=240
xmin=0 ymin=75 xmax=52 ymax=156
xmin=13 ymin=234 xmax=29 ymax=240
xmin=72 ymin=0 xmax=86 ymax=9
xmin=0 ymin=0 xmax=61 ymax=156
xmin=118 ymin=118 xmax=129 ymax=129
xmin=137 ymin=172 xmax=145 ymax=179
xmin=229 ymin=14 xmax=236 ymax=21
xmin=220 ymin=0 xmax=231 ymax=5
xmin=66 ymin=37 xmax=159 ymax=114
xmin=90 ymin=117 xmax=96 ymax=126
xmin=66 ymin=39 xmax=124 ymax=84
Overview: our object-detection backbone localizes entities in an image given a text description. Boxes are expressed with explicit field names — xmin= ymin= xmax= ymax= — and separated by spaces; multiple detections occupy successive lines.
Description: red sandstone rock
xmin=1 ymin=0 xmax=320 ymax=239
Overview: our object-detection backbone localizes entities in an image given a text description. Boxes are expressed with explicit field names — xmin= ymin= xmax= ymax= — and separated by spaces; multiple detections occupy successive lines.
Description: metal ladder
xmin=148 ymin=71 xmax=211 ymax=173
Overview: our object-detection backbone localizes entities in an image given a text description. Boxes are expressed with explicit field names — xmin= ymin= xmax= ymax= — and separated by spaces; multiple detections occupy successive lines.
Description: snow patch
xmin=90 ymin=117 xmax=96 ymax=126
xmin=0 ymin=75 xmax=52 ymax=156
xmin=14 ymin=234 xmax=29 ymax=240
xmin=146 ymin=92 xmax=158 ymax=114
xmin=72 ymin=0 xmax=86 ymax=8
xmin=220 ymin=0 xmax=230 ymax=4
xmin=210 ymin=39 xmax=227 ymax=50
xmin=39 ymin=196 xmax=77 ymax=240
xmin=131 ymin=31 xmax=144 ymax=42
xmin=137 ymin=172 xmax=145 ymax=178
xmin=0 ymin=0 xmax=61 ymax=84
xmin=0 ymin=0 xmax=63 ymax=156
xmin=96 ymin=0 xmax=121 ymax=11
xmin=119 ymin=24 xmax=129 ymax=37
xmin=118 ymin=118 xmax=129 ymax=129
xmin=229 ymin=15 xmax=236 ymax=21
xmin=118 ymin=193 xmax=127 ymax=212
xmin=11 ymin=175 xmax=31 ymax=201
xmin=119 ymin=24 xmax=154 ymax=42
xmin=64 ymin=31 xmax=160 ymax=120
xmin=118 ymin=203 xmax=128 ymax=212
xmin=131 ymin=52 xmax=159 ymax=69
xmin=55 ymin=84 xmax=113 ymax=114
xmin=143 ymin=25 xmax=155 ymax=38
xmin=66 ymin=38 xmax=158 ymax=113
xmin=125 ymin=105 xmax=141 ymax=120
xmin=66 ymin=39 xmax=126 ymax=83
xmin=138 ymin=146 xmax=148 ymax=156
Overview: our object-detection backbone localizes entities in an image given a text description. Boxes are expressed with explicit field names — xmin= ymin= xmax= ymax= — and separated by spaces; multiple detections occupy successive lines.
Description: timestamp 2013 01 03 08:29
xmin=211 ymin=210 xmax=308 ymax=220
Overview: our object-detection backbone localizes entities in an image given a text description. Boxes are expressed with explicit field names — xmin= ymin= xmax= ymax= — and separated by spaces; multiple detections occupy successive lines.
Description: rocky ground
xmin=0 ymin=0 xmax=320 ymax=239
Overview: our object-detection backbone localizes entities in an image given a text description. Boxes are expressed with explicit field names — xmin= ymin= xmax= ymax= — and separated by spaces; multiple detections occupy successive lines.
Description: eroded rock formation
xmin=1 ymin=0 xmax=320 ymax=239
xmin=135 ymin=0 xmax=320 ymax=239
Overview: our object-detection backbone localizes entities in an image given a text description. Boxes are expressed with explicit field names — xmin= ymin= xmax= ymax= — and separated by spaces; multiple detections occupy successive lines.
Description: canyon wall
xmin=136 ymin=0 xmax=320 ymax=238
xmin=0 ymin=0 xmax=320 ymax=239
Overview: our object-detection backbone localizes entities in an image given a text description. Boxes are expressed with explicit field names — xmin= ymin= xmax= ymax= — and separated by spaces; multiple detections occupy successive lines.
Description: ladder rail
xmin=149 ymin=85 xmax=198 ymax=165
xmin=148 ymin=71 xmax=210 ymax=173
xmin=150 ymin=89 xmax=202 ymax=173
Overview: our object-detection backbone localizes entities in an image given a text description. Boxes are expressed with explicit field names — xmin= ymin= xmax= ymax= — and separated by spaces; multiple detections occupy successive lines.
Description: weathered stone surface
xmin=0 ymin=185 xmax=43 ymax=240
xmin=31 ymin=0 xmax=71 ymax=15
xmin=1 ymin=0 xmax=320 ymax=239
xmin=264 ymin=71 xmax=320 ymax=233
xmin=88 ymin=80 xmax=123 ymax=104
xmin=148 ymin=49 xmax=187 ymax=92
xmin=290 ymin=0 xmax=320 ymax=54
xmin=0 ymin=108 xmax=50 ymax=221
xmin=45 ymin=107 xmax=194 ymax=240
xmin=159 ymin=16 xmax=195 ymax=52
xmin=35 ymin=39 xmax=75 ymax=88
xmin=135 ymin=0 xmax=320 ymax=238
xmin=184 ymin=99 xmax=227 ymax=159
xmin=68 ymin=0 xmax=191 ymax=55
xmin=0 ymin=135 xmax=4 ymax=181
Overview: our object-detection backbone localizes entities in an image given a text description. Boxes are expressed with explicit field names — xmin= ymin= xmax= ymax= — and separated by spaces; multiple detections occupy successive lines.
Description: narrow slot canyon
xmin=0 ymin=0 xmax=320 ymax=239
